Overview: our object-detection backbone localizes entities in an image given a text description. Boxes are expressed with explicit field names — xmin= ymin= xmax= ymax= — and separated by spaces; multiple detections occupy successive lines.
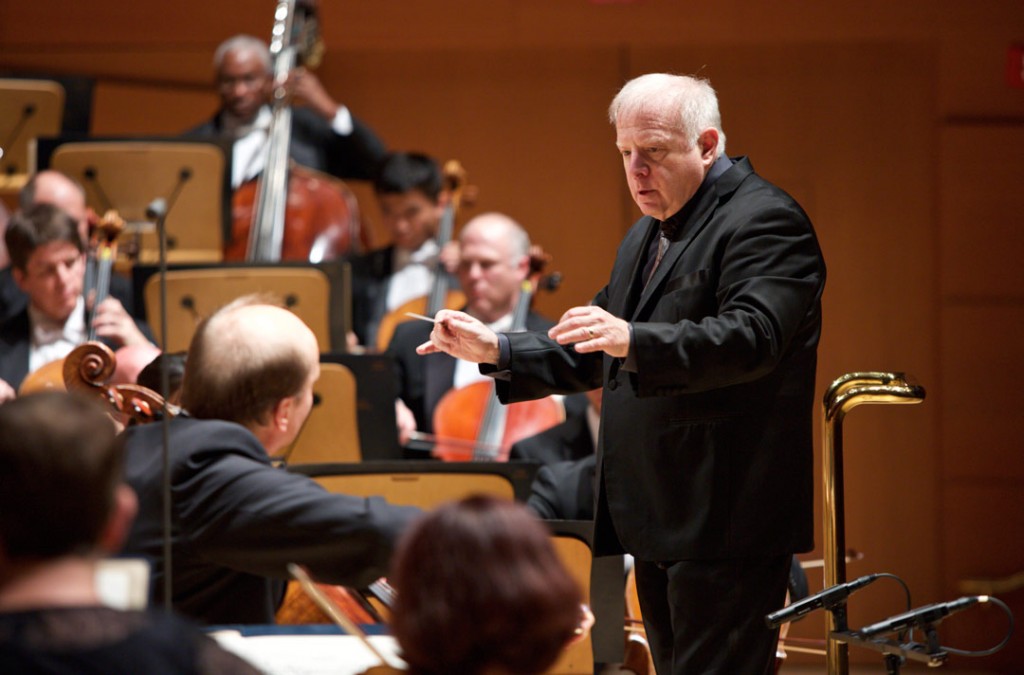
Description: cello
xmin=225 ymin=0 xmax=366 ymax=263
xmin=373 ymin=159 xmax=472 ymax=352
xmin=428 ymin=251 xmax=565 ymax=462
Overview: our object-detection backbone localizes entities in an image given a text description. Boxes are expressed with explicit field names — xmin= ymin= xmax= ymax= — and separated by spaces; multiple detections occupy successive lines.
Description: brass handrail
xmin=821 ymin=372 xmax=925 ymax=675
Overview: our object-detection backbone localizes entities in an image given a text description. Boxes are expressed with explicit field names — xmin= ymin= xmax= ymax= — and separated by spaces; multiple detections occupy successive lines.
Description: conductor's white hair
xmin=609 ymin=73 xmax=726 ymax=157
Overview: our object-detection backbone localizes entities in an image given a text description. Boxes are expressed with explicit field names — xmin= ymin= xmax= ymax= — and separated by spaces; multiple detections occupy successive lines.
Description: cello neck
xmin=85 ymin=210 xmax=125 ymax=342
xmin=471 ymin=279 xmax=534 ymax=461
xmin=424 ymin=201 xmax=456 ymax=316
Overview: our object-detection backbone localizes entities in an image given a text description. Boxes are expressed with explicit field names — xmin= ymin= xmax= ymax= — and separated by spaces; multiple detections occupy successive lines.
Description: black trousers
xmin=634 ymin=554 xmax=790 ymax=675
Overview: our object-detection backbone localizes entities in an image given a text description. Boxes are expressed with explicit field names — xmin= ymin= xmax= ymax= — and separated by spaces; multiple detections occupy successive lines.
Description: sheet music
xmin=210 ymin=632 xmax=405 ymax=675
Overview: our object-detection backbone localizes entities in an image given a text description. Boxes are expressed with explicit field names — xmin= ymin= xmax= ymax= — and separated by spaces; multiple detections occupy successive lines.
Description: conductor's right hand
xmin=415 ymin=310 xmax=500 ymax=365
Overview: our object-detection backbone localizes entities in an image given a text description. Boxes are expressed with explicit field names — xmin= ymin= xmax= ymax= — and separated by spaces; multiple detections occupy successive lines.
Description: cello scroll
xmin=62 ymin=342 xmax=179 ymax=424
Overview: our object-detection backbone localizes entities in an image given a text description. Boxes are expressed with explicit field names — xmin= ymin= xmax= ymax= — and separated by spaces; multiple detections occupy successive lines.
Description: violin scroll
xmin=62 ymin=342 xmax=179 ymax=424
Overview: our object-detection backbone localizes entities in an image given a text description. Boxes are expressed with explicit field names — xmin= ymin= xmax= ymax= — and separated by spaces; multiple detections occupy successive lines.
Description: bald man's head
xmin=20 ymin=170 xmax=89 ymax=245
xmin=180 ymin=298 xmax=319 ymax=429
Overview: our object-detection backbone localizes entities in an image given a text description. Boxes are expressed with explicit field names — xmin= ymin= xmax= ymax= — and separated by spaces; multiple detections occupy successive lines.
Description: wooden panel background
xmin=2 ymin=1 xmax=1023 ymax=670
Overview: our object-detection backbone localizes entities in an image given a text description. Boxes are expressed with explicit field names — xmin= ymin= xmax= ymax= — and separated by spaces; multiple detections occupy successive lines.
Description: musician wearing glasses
xmin=188 ymin=34 xmax=386 ymax=190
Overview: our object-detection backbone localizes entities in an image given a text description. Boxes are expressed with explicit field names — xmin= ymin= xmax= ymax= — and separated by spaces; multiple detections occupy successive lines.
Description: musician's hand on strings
xmin=568 ymin=603 xmax=595 ymax=646
xmin=91 ymin=298 xmax=151 ymax=347
xmin=416 ymin=310 xmax=500 ymax=364
xmin=394 ymin=398 xmax=417 ymax=446
xmin=0 ymin=378 xmax=15 ymax=405
xmin=550 ymin=305 xmax=631 ymax=358
xmin=439 ymin=241 xmax=461 ymax=274
xmin=288 ymin=67 xmax=339 ymax=121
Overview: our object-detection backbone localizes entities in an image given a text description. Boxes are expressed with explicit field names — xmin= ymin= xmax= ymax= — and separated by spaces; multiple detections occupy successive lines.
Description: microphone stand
xmin=146 ymin=197 xmax=173 ymax=613
xmin=831 ymin=627 xmax=947 ymax=674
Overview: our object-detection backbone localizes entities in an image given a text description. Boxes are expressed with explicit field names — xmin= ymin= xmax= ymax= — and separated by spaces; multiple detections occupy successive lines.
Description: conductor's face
xmin=217 ymin=48 xmax=272 ymax=124
xmin=615 ymin=109 xmax=715 ymax=221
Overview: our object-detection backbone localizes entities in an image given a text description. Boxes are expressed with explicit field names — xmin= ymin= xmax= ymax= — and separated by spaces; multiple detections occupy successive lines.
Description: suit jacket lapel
xmin=631 ymin=158 xmax=751 ymax=318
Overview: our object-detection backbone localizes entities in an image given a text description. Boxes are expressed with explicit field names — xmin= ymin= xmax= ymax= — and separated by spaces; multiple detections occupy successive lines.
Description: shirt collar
xmin=661 ymin=154 xmax=734 ymax=238
xmin=29 ymin=295 xmax=86 ymax=347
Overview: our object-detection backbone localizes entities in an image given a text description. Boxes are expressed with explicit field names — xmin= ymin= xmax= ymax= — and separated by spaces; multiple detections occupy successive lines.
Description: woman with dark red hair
xmin=389 ymin=495 xmax=587 ymax=675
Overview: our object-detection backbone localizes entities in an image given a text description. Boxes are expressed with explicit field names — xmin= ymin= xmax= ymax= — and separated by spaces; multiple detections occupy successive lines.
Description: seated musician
xmin=119 ymin=296 xmax=420 ymax=625
xmin=0 ymin=391 xmax=261 ymax=674
xmin=349 ymin=151 xmax=456 ymax=348
xmin=187 ymin=34 xmax=386 ymax=189
xmin=0 ymin=204 xmax=152 ymax=403
xmin=389 ymin=495 xmax=589 ymax=675
xmin=386 ymin=212 xmax=574 ymax=447
xmin=0 ymin=170 xmax=137 ymax=324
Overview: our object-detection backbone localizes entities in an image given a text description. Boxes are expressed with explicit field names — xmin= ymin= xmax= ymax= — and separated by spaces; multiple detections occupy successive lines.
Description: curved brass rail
xmin=821 ymin=372 xmax=925 ymax=675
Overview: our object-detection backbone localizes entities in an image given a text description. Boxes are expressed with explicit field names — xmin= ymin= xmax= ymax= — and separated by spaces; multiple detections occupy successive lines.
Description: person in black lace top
xmin=0 ymin=391 xmax=260 ymax=674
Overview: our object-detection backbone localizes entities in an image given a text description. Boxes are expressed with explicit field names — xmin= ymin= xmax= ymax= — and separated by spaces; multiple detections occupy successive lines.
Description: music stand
xmin=46 ymin=139 xmax=228 ymax=264
xmin=320 ymin=352 xmax=402 ymax=461
xmin=0 ymin=78 xmax=64 ymax=192
xmin=141 ymin=264 xmax=332 ymax=353
xmin=133 ymin=259 xmax=351 ymax=353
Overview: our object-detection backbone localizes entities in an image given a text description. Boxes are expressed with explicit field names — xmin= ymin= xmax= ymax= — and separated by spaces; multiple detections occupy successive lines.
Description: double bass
xmin=225 ymin=0 xmax=366 ymax=263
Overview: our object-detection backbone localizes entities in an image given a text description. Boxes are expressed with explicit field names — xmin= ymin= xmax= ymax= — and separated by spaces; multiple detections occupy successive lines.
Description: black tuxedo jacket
xmin=0 ymin=277 xmax=145 ymax=391
xmin=486 ymin=157 xmax=826 ymax=561
xmin=186 ymin=106 xmax=386 ymax=181
xmin=527 ymin=455 xmax=597 ymax=521
xmin=121 ymin=417 xmax=420 ymax=624
xmin=387 ymin=310 xmax=555 ymax=434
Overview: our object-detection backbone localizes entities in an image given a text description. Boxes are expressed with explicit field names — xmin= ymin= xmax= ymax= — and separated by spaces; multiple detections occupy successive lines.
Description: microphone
xmin=766 ymin=574 xmax=881 ymax=628
xmin=857 ymin=596 xmax=987 ymax=637
xmin=145 ymin=198 xmax=168 ymax=221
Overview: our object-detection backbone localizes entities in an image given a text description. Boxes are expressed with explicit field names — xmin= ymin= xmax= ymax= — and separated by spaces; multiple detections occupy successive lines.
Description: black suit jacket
xmin=121 ymin=417 xmax=420 ymax=625
xmin=387 ymin=310 xmax=556 ymax=434
xmin=514 ymin=413 xmax=598 ymax=521
xmin=486 ymin=157 xmax=826 ymax=561
xmin=186 ymin=106 xmax=386 ymax=181
xmin=0 ymin=277 xmax=146 ymax=391
xmin=527 ymin=455 xmax=597 ymax=521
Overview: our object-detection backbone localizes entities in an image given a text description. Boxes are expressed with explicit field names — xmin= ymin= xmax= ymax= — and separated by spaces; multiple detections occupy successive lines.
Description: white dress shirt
xmin=28 ymin=296 xmax=87 ymax=374
xmin=230 ymin=105 xmax=355 ymax=188
xmin=386 ymin=240 xmax=440 ymax=312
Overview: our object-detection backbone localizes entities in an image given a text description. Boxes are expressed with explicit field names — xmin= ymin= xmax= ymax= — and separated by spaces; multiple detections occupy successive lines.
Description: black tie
xmin=642 ymin=222 xmax=676 ymax=288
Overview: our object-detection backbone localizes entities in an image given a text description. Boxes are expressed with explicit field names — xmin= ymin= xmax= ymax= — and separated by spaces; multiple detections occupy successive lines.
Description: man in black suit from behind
xmin=120 ymin=297 xmax=420 ymax=625
xmin=417 ymin=73 xmax=826 ymax=674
